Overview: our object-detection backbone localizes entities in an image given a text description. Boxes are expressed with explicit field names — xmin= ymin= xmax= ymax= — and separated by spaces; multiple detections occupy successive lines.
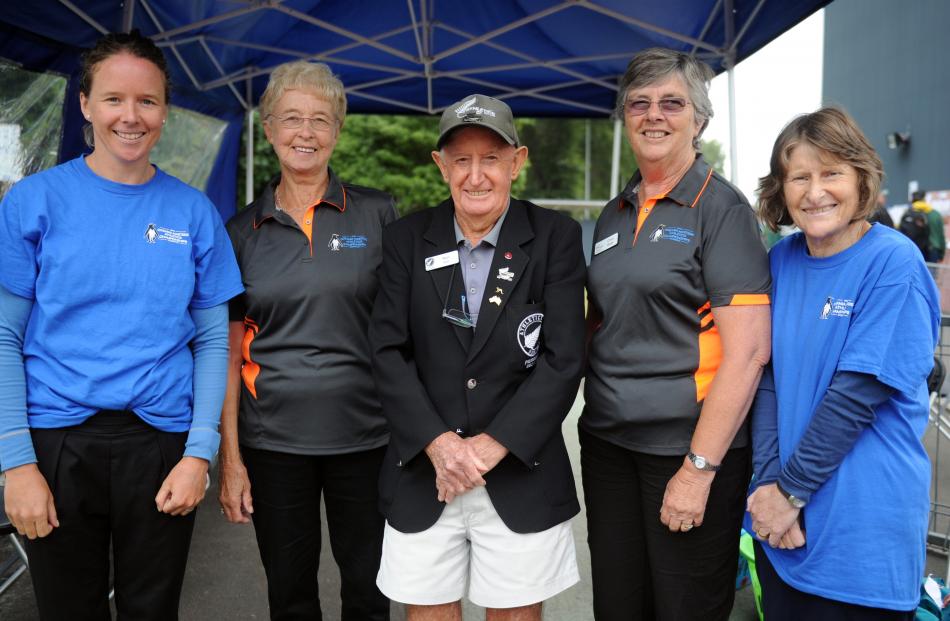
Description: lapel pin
xmin=495 ymin=287 xmax=503 ymax=295
xmin=504 ymin=251 xmax=512 ymax=260
xmin=489 ymin=295 xmax=502 ymax=306
xmin=497 ymin=267 xmax=514 ymax=281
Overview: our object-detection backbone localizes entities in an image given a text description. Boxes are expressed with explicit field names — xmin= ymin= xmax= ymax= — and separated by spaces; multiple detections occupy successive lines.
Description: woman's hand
xmin=659 ymin=462 xmax=714 ymax=532
xmin=747 ymin=483 xmax=801 ymax=547
xmin=155 ymin=456 xmax=209 ymax=516
xmin=218 ymin=455 xmax=254 ymax=523
xmin=3 ymin=463 xmax=59 ymax=539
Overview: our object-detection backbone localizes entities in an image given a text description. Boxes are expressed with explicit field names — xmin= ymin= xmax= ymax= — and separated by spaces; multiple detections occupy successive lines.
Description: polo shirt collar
xmin=253 ymin=167 xmax=347 ymax=227
xmin=620 ymin=154 xmax=711 ymax=210
xmin=453 ymin=199 xmax=510 ymax=248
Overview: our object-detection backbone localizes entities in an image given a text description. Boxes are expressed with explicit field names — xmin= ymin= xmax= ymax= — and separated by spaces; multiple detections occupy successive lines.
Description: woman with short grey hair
xmin=219 ymin=60 xmax=397 ymax=620
xmin=581 ymin=47 xmax=771 ymax=620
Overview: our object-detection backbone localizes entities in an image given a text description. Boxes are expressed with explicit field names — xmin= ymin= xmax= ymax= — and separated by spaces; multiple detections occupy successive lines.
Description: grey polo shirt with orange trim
xmin=226 ymin=169 xmax=398 ymax=455
xmin=581 ymin=155 xmax=770 ymax=455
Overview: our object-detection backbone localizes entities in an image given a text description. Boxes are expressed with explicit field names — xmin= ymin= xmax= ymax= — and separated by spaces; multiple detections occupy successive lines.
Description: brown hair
xmin=758 ymin=107 xmax=883 ymax=232
xmin=79 ymin=30 xmax=170 ymax=147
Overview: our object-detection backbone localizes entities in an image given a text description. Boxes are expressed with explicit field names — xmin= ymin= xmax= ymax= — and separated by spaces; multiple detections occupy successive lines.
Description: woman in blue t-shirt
xmin=748 ymin=106 xmax=940 ymax=620
xmin=0 ymin=31 xmax=242 ymax=618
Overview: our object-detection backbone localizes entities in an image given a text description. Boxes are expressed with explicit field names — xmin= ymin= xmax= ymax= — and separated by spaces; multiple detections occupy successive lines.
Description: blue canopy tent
xmin=0 ymin=0 xmax=829 ymax=219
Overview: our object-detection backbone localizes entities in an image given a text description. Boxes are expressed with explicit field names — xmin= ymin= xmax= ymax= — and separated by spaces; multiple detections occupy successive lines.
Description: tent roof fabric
xmin=1 ymin=0 xmax=829 ymax=119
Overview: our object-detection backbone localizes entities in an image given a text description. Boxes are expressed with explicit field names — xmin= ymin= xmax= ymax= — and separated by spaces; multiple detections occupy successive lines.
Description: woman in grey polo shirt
xmin=581 ymin=47 xmax=771 ymax=620
xmin=218 ymin=61 xmax=397 ymax=620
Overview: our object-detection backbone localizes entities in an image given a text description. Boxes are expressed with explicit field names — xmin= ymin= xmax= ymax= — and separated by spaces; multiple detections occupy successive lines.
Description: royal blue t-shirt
xmin=0 ymin=157 xmax=243 ymax=464
xmin=763 ymin=224 xmax=939 ymax=609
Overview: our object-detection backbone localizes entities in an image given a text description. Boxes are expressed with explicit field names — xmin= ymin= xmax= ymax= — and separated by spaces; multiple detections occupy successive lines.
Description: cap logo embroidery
xmin=455 ymin=96 xmax=496 ymax=119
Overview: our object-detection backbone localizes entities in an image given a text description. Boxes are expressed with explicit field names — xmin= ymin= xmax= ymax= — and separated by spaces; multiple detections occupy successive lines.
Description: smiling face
xmin=79 ymin=52 xmax=167 ymax=182
xmin=783 ymin=142 xmax=866 ymax=257
xmin=431 ymin=126 xmax=528 ymax=228
xmin=264 ymin=89 xmax=339 ymax=178
xmin=623 ymin=73 xmax=701 ymax=171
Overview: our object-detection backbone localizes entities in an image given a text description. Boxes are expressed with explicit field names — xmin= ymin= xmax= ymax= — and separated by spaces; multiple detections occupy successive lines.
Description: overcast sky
xmin=703 ymin=10 xmax=824 ymax=202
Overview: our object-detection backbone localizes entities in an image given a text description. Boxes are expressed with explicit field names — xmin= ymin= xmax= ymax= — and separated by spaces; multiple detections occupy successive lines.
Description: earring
xmin=162 ymin=119 xmax=167 ymax=125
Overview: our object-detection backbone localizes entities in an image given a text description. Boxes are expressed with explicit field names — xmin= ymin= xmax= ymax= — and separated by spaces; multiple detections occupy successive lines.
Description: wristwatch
xmin=687 ymin=452 xmax=721 ymax=472
xmin=776 ymin=481 xmax=807 ymax=509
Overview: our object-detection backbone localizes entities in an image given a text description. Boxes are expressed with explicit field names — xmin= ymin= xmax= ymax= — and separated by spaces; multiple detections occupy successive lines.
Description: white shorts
xmin=376 ymin=485 xmax=579 ymax=609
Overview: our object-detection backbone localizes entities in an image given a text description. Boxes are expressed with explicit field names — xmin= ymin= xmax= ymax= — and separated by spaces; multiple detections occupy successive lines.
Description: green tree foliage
xmin=236 ymin=112 xmax=726 ymax=215
xmin=701 ymin=138 xmax=726 ymax=176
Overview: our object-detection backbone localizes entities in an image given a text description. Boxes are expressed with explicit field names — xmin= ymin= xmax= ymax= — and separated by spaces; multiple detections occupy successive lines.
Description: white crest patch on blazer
xmin=517 ymin=312 xmax=544 ymax=360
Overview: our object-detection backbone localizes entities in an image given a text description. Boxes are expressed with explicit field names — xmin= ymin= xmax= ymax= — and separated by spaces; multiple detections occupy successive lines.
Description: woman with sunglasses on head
xmin=0 ymin=31 xmax=243 ymax=619
xmin=219 ymin=60 xmax=396 ymax=620
xmin=581 ymin=47 xmax=771 ymax=620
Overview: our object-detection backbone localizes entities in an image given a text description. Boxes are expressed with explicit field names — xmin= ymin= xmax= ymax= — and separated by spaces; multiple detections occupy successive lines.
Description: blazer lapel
xmin=467 ymin=200 xmax=534 ymax=362
xmin=423 ymin=201 xmax=472 ymax=351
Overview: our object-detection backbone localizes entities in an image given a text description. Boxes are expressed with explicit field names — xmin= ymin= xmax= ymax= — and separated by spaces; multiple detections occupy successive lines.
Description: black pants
xmin=580 ymin=427 xmax=750 ymax=621
xmin=242 ymin=445 xmax=389 ymax=621
xmin=25 ymin=410 xmax=195 ymax=621
xmin=754 ymin=541 xmax=915 ymax=620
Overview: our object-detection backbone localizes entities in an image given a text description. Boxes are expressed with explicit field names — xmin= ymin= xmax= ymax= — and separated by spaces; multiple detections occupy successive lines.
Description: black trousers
xmin=580 ymin=427 xmax=750 ymax=621
xmin=754 ymin=540 xmax=915 ymax=620
xmin=25 ymin=410 xmax=195 ymax=621
xmin=242 ymin=445 xmax=389 ymax=621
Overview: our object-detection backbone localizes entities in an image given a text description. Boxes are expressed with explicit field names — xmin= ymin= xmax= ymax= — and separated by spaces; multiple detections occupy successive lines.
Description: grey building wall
xmin=823 ymin=0 xmax=950 ymax=203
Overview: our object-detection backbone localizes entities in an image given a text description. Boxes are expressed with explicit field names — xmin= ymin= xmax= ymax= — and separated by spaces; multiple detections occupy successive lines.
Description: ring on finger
xmin=681 ymin=522 xmax=694 ymax=532
xmin=757 ymin=529 xmax=769 ymax=538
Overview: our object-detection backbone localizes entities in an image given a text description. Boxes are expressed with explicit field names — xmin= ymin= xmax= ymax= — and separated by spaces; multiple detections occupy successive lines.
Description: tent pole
xmin=727 ymin=63 xmax=738 ymax=185
xmin=724 ymin=0 xmax=738 ymax=185
xmin=245 ymin=77 xmax=254 ymax=204
xmin=610 ymin=117 xmax=622 ymax=198
xmin=121 ymin=0 xmax=135 ymax=32
xmin=584 ymin=119 xmax=591 ymax=201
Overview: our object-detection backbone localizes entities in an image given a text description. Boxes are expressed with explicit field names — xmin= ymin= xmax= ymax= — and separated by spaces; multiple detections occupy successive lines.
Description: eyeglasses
xmin=624 ymin=97 xmax=690 ymax=116
xmin=442 ymin=265 xmax=475 ymax=329
xmin=269 ymin=114 xmax=337 ymax=132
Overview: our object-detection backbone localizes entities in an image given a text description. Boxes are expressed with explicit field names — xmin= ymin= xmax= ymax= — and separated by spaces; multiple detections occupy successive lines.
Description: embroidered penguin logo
xmin=820 ymin=297 xmax=833 ymax=320
xmin=144 ymin=223 xmax=158 ymax=244
xmin=328 ymin=234 xmax=342 ymax=252
xmin=649 ymin=224 xmax=665 ymax=242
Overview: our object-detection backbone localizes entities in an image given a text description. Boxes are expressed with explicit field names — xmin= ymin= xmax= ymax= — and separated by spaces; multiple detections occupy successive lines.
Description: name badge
xmin=594 ymin=232 xmax=619 ymax=255
xmin=424 ymin=250 xmax=459 ymax=271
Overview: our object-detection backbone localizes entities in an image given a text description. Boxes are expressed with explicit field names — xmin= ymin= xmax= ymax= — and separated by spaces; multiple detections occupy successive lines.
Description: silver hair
xmin=615 ymin=47 xmax=715 ymax=150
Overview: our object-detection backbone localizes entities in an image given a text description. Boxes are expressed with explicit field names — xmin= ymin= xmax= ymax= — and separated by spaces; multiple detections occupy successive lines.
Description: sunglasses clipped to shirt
xmin=442 ymin=265 xmax=476 ymax=329
xmin=624 ymin=97 xmax=690 ymax=116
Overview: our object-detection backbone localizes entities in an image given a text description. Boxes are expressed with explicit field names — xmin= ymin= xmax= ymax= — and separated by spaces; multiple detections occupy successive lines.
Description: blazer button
xmin=466 ymin=378 xmax=477 ymax=390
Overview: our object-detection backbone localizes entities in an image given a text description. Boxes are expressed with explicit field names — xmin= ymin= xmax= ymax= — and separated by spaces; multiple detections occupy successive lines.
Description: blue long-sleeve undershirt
xmin=0 ymin=285 xmax=229 ymax=470
xmin=751 ymin=364 xmax=895 ymax=504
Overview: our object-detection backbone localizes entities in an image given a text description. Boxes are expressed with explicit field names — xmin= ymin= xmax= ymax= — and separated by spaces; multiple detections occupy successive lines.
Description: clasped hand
xmin=425 ymin=432 xmax=509 ymax=503
xmin=747 ymin=483 xmax=806 ymax=549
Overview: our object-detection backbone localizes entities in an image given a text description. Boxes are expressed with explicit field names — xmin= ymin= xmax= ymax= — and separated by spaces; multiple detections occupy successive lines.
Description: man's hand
xmin=425 ymin=432 xmax=487 ymax=503
xmin=3 ymin=463 xmax=59 ymax=539
xmin=466 ymin=433 xmax=508 ymax=474
xmin=747 ymin=483 xmax=801 ymax=548
xmin=218 ymin=455 xmax=253 ymax=524
xmin=155 ymin=456 xmax=209 ymax=516
xmin=659 ymin=461 xmax=714 ymax=532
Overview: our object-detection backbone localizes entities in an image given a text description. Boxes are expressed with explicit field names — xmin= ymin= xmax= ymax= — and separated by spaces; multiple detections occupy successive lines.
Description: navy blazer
xmin=370 ymin=197 xmax=586 ymax=534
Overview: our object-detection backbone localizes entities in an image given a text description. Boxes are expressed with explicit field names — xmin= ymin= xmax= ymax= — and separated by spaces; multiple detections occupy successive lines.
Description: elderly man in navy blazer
xmin=370 ymin=94 xmax=586 ymax=620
